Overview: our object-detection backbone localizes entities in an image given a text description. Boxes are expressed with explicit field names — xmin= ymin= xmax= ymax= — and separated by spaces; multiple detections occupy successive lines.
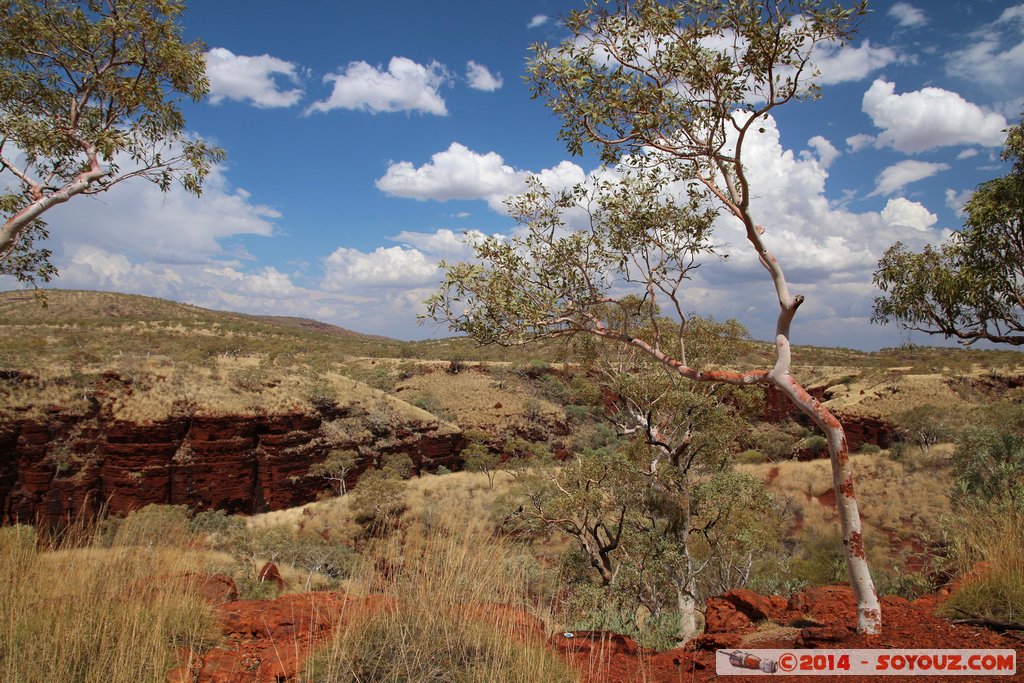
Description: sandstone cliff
xmin=0 ymin=402 xmax=463 ymax=526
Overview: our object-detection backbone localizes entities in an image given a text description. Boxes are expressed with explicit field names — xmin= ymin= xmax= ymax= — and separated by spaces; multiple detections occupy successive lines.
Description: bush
xmin=745 ymin=424 xmax=798 ymax=461
xmin=952 ymin=427 xmax=1024 ymax=509
xmin=789 ymin=531 xmax=847 ymax=586
xmin=939 ymin=509 xmax=1024 ymax=625
xmin=896 ymin=404 xmax=962 ymax=452
xmin=794 ymin=435 xmax=828 ymax=457
xmin=305 ymin=380 xmax=338 ymax=413
xmin=857 ymin=443 xmax=882 ymax=455
xmin=350 ymin=472 xmax=407 ymax=535
xmin=735 ymin=449 xmax=768 ymax=465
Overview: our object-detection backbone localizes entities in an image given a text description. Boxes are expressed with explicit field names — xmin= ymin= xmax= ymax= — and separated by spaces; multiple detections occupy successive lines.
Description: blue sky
xmin=9 ymin=0 xmax=1024 ymax=349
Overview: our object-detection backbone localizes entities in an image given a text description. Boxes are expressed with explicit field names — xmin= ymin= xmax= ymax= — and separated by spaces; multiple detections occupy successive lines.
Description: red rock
xmin=704 ymin=597 xmax=755 ymax=634
xmin=721 ymin=588 xmax=787 ymax=622
xmin=0 ymin=411 xmax=466 ymax=526
xmin=190 ymin=573 xmax=240 ymax=604
xmin=257 ymin=562 xmax=285 ymax=591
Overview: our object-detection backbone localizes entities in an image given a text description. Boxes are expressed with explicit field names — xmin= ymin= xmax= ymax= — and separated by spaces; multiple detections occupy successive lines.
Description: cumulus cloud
xmin=801 ymin=135 xmax=840 ymax=168
xmin=375 ymin=142 xmax=585 ymax=212
xmin=810 ymin=40 xmax=900 ymax=85
xmin=41 ymin=162 xmax=279 ymax=264
xmin=945 ymin=187 xmax=974 ymax=216
xmin=946 ymin=4 xmax=1024 ymax=95
xmin=861 ymin=79 xmax=1008 ymax=153
xmin=528 ymin=14 xmax=549 ymax=28
xmin=957 ymin=148 xmax=980 ymax=160
xmin=880 ymin=197 xmax=937 ymax=231
xmin=322 ymin=245 xmax=438 ymax=289
xmin=869 ymin=160 xmax=950 ymax=196
xmin=888 ymin=2 xmax=928 ymax=28
xmin=465 ymin=61 xmax=503 ymax=91
xmin=651 ymin=113 xmax=947 ymax=347
xmin=306 ymin=57 xmax=451 ymax=115
xmin=389 ymin=228 xmax=485 ymax=261
xmin=845 ymin=133 xmax=875 ymax=152
xmin=205 ymin=47 xmax=304 ymax=108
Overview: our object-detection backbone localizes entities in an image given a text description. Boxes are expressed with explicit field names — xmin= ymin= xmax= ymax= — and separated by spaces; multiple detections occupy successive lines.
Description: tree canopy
xmin=873 ymin=116 xmax=1023 ymax=346
xmin=428 ymin=0 xmax=881 ymax=634
xmin=0 ymin=0 xmax=224 ymax=286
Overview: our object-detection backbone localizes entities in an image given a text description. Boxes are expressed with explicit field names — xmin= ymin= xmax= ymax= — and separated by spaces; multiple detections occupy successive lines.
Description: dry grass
xmin=939 ymin=509 xmax=1024 ymax=624
xmin=0 ymin=523 xmax=219 ymax=683
xmin=249 ymin=470 xmax=523 ymax=541
xmin=304 ymin=509 xmax=577 ymax=683
xmin=392 ymin=366 xmax=565 ymax=434
xmin=737 ymin=450 xmax=953 ymax=577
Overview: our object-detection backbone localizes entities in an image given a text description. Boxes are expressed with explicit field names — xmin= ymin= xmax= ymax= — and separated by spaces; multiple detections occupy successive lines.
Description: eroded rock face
xmin=0 ymin=409 xmax=464 ymax=526
xmin=762 ymin=385 xmax=896 ymax=452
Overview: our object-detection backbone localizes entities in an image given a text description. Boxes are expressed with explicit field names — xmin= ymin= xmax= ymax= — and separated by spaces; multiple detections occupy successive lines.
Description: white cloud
xmin=845 ymin=133 xmax=876 ymax=152
xmin=375 ymin=142 xmax=585 ymax=212
xmin=651 ymin=113 xmax=948 ymax=348
xmin=810 ymin=40 xmax=900 ymax=85
xmin=306 ymin=57 xmax=451 ymax=115
xmin=880 ymin=197 xmax=937 ymax=231
xmin=43 ymin=163 xmax=278 ymax=264
xmin=869 ymin=160 xmax=950 ymax=196
xmin=861 ymin=79 xmax=1008 ymax=153
xmin=957 ymin=148 xmax=980 ymax=160
xmin=946 ymin=4 xmax=1024 ymax=94
xmin=466 ymin=61 xmax=503 ymax=91
xmin=322 ymin=245 xmax=438 ymax=289
xmin=375 ymin=143 xmax=523 ymax=208
xmin=528 ymin=14 xmax=549 ymax=28
xmin=390 ymin=228 xmax=485 ymax=261
xmin=205 ymin=47 xmax=304 ymax=108
xmin=801 ymin=135 xmax=840 ymax=168
xmin=888 ymin=2 xmax=928 ymax=28
xmin=945 ymin=187 xmax=974 ymax=216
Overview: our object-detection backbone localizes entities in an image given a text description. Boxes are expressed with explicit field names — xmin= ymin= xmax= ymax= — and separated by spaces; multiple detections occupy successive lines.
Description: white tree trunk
xmin=772 ymin=373 xmax=881 ymax=634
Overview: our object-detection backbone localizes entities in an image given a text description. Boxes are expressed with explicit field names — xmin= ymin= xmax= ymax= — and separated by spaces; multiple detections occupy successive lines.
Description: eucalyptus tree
xmin=427 ymin=0 xmax=882 ymax=633
xmin=573 ymin=309 xmax=773 ymax=642
xmin=873 ymin=116 xmax=1023 ymax=346
xmin=0 ymin=0 xmax=224 ymax=286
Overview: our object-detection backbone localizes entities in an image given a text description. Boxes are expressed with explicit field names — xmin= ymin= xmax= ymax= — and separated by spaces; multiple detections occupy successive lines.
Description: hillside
xmin=2 ymin=290 xmax=1023 ymax=681
xmin=3 ymin=289 xmax=1023 ymax=521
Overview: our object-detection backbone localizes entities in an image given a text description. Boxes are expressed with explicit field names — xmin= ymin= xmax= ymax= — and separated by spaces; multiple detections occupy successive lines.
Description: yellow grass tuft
xmin=0 ymin=522 xmax=219 ymax=683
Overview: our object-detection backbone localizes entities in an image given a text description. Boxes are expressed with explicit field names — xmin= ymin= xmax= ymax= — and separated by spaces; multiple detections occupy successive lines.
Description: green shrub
xmin=305 ymin=380 xmax=338 ymax=413
xmin=229 ymin=365 xmax=268 ymax=393
xmin=789 ymin=531 xmax=846 ymax=586
xmin=735 ymin=449 xmax=768 ymax=464
xmin=952 ymin=427 xmax=1024 ymax=509
xmin=794 ymin=435 xmax=828 ymax=457
xmin=939 ymin=509 xmax=1024 ymax=625
xmin=857 ymin=443 xmax=882 ymax=455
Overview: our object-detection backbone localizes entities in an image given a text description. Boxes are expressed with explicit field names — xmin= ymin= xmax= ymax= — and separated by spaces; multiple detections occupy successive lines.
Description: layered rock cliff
xmin=0 ymin=405 xmax=463 ymax=526
xmin=761 ymin=383 xmax=896 ymax=452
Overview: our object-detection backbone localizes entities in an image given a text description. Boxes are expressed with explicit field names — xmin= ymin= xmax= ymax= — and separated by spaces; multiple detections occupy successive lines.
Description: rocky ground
xmin=169 ymin=576 xmax=1023 ymax=683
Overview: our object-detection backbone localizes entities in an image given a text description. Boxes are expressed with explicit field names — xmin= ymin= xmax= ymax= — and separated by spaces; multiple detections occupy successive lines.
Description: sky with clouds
xmin=5 ymin=0 xmax=1023 ymax=350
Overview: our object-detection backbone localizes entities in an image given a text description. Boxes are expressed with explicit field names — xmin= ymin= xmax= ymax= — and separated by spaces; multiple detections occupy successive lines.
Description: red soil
xmin=168 ymin=581 xmax=1023 ymax=683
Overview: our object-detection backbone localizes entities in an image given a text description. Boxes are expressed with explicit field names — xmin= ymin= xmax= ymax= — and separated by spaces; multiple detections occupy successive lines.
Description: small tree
xmin=309 ymin=449 xmax=359 ymax=495
xmin=462 ymin=431 xmax=500 ymax=489
xmin=428 ymin=0 xmax=881 ymax=633
xmin=0 ymin=0 xmax=225 ymax=286
xmin=895 ymin=404 xmax=959 ymax=454
xmin=873 ymin=116 xmax=1023 ymax=346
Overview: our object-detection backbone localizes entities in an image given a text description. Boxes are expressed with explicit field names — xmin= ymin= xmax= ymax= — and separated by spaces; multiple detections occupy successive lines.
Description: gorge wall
xmin=0 ymin=407 xmax=464 ymax=527
xmin=761 ymin=384 xmax=896 ymax=452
